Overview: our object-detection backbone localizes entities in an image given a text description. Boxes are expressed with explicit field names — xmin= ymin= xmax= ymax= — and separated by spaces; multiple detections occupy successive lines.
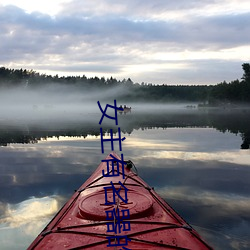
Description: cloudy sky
xmin=0 ymin=0 xmax=250 ymax=85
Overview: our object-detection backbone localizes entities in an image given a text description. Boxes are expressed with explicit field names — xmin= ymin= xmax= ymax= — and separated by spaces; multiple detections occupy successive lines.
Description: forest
xmin=0 ymin=63 xmax=249 ymax=104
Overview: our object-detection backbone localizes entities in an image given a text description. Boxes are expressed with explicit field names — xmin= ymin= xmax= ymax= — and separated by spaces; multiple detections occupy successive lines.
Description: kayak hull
xmin=28 ymin=152 xmax=213 ymax=249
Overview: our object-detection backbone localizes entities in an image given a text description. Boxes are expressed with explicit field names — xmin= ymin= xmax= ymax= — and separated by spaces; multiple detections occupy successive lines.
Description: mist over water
xmin=0 ymin=84 xmax=250 ymax=249
xmin=0 ymin=84 xmax=196 ymax=124
xmin=0 ymin=85 xmax=97 ymax=121
xmin=1 ymin=84 xmax=250 ymax=149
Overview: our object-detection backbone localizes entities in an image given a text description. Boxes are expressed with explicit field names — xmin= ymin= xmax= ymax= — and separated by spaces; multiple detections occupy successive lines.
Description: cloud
xmin=0 ymin=1 xmax=250 ymax=84
xmin=58 ymin=0 xmax=244 ymax=19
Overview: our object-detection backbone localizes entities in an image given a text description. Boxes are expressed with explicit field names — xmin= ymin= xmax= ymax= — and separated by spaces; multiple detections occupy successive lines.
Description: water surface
xmin=0 ymin=105 xmax=250 ymax=249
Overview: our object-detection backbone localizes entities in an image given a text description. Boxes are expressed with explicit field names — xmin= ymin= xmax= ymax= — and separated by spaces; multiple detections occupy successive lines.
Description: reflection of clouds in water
xmin=0 ymin=202 xmax=7 ymax=218
xmin=125 ymin=127 xmax=243 ymax=153
xmin=157 ymin=186 xmax=250 ymax=216
xmin=0 ymin=126 xmax=249 ymax=249
xmin=157 ymin=186 xmax=250 ymax=249
xmin=0 ymin=142 xmax=103 ymax=205
xmin=154 ymin=150 xmax=250 ymax=166
xmin=0 ymin=196 xmax=59 ymax=230
xmin=0 ymin=196 xmax=61 ymax=249
xmin=125 ymin=139 xmax=185 ymax=151
xmin=194 ymin=223 xmax=250 ymax=250
xmin=3 ymin=141 xmax=102 ymax=177
xmin=122 ymin=127 xmax=249 ymax=166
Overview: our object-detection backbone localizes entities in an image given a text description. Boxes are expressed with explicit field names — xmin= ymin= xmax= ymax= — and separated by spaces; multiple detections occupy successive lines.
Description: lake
xmin=0 ymin=103 xmax=250 ymax=249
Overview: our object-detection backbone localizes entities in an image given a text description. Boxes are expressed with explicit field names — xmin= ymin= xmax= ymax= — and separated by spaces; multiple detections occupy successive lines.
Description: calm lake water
xmin=0 ymin=104 xmax=250 ymax=249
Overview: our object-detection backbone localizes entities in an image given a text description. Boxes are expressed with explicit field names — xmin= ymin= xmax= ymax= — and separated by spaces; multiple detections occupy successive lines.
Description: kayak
xmin=28 ymin=152 xmax=213 ymax=249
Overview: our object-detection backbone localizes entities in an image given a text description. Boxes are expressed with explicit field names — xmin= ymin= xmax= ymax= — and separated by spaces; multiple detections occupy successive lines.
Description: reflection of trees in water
xmin=202 ymin=109 xmax=250 ymax=150
xmin=0 ymin=130 xmax=38 ymax=146
xmin=241 ymin=134 xmax=250 ymax=149
xmin=0 ymin=109 xmax=250 ymax=149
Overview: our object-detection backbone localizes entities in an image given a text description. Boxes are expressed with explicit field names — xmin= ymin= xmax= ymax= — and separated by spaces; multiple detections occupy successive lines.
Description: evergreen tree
xmin=242 ymin=63 xmax=250 ymax=83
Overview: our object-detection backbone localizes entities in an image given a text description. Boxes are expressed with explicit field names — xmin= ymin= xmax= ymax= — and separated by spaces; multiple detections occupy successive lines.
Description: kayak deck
xmin=28 ymin=152 xmax=213 ymax=249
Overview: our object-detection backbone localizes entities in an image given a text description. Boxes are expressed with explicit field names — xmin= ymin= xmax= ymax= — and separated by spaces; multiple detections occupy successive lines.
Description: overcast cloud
xmin=0 ymin=0 xmax=250 ymax=84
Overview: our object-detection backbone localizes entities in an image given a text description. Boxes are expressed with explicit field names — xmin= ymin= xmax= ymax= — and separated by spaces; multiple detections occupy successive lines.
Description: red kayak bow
xmin=28 ymin=152 xmax=213 ymax=249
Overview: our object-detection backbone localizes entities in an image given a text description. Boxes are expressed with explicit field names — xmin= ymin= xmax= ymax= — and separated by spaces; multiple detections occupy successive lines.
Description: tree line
xmin=1 ymin=107 xmax=249 ymax=148
xmin=208 ymin=63 xmax=250 ymax=105
xmin=0 ymin=63 xmax=249 ymax=104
